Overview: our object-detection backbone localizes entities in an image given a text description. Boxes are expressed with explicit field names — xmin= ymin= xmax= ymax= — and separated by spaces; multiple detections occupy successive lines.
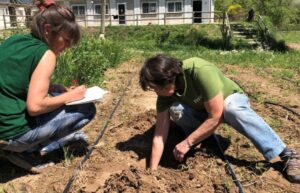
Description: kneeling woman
xmin=0 ymin=0 xmax=95 ymax=155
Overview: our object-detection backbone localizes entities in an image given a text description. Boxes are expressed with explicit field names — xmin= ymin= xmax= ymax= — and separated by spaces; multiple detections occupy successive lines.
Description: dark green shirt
xmin=0 ymin=34 xmax=48 ymax=140
xmin=156 ymin=57 xmax=243 ymax=113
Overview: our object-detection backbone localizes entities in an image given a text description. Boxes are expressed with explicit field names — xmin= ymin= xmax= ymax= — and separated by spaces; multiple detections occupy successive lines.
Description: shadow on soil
xmin=0 ymin=141 xmax=88 ymax=183
xmin=116 ymin=123 xmax=285 ymax=177
xmin=116 ymin=122 xmax=232 ymax=169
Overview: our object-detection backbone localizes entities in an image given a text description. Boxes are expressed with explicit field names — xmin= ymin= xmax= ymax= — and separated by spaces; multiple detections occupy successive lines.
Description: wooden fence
xmin=1 ymin=11 xmax=223 ymax=30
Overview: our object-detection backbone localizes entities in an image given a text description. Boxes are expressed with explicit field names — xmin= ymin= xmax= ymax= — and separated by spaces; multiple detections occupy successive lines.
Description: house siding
xmin=61 ymin=0 xmax=214 ymax=26
xmin=0 ymin=1 xmax=30 ymax=30
xmin=139 ymin=0 xmax=159 ymax=25
xmin=0 ymin=0 xmax=215 ymax=29
xmin=0 ymin=5 xmax=9 ymax=29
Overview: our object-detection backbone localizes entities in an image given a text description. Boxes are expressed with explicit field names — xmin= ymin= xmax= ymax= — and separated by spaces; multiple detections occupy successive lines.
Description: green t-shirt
xmin=0 ymin=34 xmax=48 ymax=140
xmin=156 ymin=57 xmax=243 ymax=113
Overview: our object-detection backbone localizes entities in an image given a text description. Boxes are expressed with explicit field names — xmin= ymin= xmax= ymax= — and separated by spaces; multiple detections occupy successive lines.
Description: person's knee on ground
xmin=39 ymin=130 xmax=88 ymax=156
xmin=38 ymin=103 xmax=96 ymax=155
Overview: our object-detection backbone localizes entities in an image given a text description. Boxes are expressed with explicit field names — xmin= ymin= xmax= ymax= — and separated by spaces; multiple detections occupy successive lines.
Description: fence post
xmin=3 ymin=15 xmax=6 ymax=29
xmin=164 ymin=13 xmax=166 ymax=25
xmin=84 ymin=15 xmax=86 ymax=27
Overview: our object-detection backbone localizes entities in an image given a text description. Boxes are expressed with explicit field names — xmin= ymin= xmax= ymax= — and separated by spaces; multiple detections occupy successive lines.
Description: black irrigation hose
xmin=63 ymin=78 xmax=133 ymax=193
xmin=264 ymin=101 xmax=300 ymax=118
xmin=232 ymin=79 xmax=300 ymax=119
xmin=213 ymin=134 xmax=245 ymax=193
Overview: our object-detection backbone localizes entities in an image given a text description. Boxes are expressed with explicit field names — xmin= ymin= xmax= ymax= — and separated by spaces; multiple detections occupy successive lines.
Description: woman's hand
xmin=66 ymin=85 xmax=86 ymax=103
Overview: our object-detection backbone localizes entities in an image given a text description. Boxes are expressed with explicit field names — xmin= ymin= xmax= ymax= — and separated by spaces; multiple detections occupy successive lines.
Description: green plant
xmin=227 ymin=4 xmax=244 ymax=20
xmin=52 ymin=35 xmax=125 ymax=86
xmin=55 ymin=24 xmax=300 ymax=82
xmin=253 ymin=162 xmax=270 ymax=175
xmin=272 ymin=69 xmax=294 ymax=79
xmin=63 ymin=146 xmax=74 ymax=167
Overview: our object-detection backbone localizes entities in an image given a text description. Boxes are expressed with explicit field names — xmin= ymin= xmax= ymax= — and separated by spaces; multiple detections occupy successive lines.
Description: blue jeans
xmin=169 ymin=93 xmax=286 ymax=161
xmin=3 ymin=103 xmax=96 ymax=152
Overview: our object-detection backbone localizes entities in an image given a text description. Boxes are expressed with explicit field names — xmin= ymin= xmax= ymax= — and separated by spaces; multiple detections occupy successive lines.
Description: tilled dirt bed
xmin=0 ymin=58 xmax=299 ymax=193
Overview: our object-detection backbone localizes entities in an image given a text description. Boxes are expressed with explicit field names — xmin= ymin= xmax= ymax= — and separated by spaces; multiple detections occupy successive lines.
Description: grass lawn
xmin=276 ymin=31 xmax=300 ymax=43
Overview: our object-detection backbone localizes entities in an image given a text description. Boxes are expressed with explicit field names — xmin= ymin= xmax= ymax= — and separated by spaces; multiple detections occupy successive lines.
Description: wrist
xmin=186 ymin=138 xmax=193 ymax=148
xmin=150 ymin=163 xmax=158 ymax=170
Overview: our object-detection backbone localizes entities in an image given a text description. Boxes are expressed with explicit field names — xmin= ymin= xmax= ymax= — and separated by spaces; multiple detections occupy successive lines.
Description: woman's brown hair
xmin=31 ymin=1 xmax=80 ymax=46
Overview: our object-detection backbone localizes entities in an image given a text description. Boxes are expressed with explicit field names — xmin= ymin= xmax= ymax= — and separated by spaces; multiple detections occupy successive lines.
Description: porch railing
xmin=76 ymin=11 xmax=223 ymax=27
xmin=1 ymin=11 xmax=223 ymax=30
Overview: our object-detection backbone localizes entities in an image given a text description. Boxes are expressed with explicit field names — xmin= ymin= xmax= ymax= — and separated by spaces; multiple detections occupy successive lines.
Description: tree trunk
xmin=100 ymin=0 xmax=106 ymax=36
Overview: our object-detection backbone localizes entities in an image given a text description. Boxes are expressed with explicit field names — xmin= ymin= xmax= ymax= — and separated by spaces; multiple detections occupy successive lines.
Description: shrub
xmin=52 ymin=35 xmax=125 ymax=86
xmin=228 ymin=4 xmax=244 ymax=21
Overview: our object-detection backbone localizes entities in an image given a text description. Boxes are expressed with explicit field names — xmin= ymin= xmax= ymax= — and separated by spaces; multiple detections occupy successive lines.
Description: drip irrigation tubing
xmin=63 ymin=77 xmax=133 ymax=193
xmin=213 ymin=134 xmax=245 ymax=193
xmin=232 ymin=79 xmax=300 ymax=119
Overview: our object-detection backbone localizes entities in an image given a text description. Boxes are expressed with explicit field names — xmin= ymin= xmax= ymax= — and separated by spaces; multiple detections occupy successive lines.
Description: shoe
xmin=40 ymin=131 xmax=88 ymax=156
xmin=282 ymin=149 xmax=300 ymax=183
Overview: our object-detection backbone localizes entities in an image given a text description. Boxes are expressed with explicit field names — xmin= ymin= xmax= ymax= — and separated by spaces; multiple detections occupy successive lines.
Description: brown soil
xmin=1 ymin=57 xmax=300 ymax=193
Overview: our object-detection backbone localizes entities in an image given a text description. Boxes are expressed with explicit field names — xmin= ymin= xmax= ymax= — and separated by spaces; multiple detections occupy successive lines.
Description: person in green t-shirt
xmin=0 ymin=0 xmax=95 ymax=157
xmin=139 ymin=54 xmax=300 ymax=183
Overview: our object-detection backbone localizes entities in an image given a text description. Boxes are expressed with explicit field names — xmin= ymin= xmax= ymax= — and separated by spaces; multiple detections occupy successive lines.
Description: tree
xmin=215 ymin=0 xmax=299 ymax=29
xmin=100 ymin=0 xmax=106 ymax=38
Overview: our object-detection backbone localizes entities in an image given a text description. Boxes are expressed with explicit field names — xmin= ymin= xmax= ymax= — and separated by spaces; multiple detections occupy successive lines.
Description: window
xmin=94 ymin=4 xmax=109 ymax=14
xmin=167 ymin=1 xmax=182 ymax=12
xmin=17 ymin=10 xmax=23 ymax=16
xmin=72 ymin=5 xmax=85 ymax=15
xmin=1 ymin=8 xmax=9 ymax=15
xmin=142 ymin=2 xmax=157 ymax=13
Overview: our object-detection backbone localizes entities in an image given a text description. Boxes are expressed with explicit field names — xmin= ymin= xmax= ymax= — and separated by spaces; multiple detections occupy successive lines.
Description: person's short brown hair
xmin=139 ymin=54 xmax=183 ymax=91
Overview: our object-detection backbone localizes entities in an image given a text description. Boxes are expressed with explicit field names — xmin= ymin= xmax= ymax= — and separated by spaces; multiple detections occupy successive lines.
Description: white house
xmin=0 ymin=0 xmax=32 ymax=30
xmin=56 ymin=0 xmax=215 ymax=26
xmin=0 ymin=0 xmax=10 ymax=29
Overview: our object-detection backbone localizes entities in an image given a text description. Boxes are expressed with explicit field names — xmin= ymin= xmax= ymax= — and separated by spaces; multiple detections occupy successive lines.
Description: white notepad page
xmin=66 ymin=86 xmax=109 ymax=105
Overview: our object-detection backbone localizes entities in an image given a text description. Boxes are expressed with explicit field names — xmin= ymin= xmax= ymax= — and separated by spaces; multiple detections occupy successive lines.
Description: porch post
xmin=134 ymin=0 xmax=140 ymax=25
xmin=184 ymin=0 xmax=192 ymax=24
xmin=210 ymin=0 xmax=215 ymax=23
xmin=158 ymin=0 xmax=166 ymax=25
xmin=202 ymin=0 xmax=214 ymax=23
xmin=86 ymin=0 xmax=94 ymax=27
xmin=110 ymin=0 xmax=117 ymax=26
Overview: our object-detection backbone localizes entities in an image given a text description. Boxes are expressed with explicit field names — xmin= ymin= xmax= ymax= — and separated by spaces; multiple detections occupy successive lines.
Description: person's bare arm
xmin=173 ymin=92 xmax=224 ymax=161
xmin=150 ymin=110 xmax=170 ymax=170
xmin=27 ymin=50 xmax=86 ymax=116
